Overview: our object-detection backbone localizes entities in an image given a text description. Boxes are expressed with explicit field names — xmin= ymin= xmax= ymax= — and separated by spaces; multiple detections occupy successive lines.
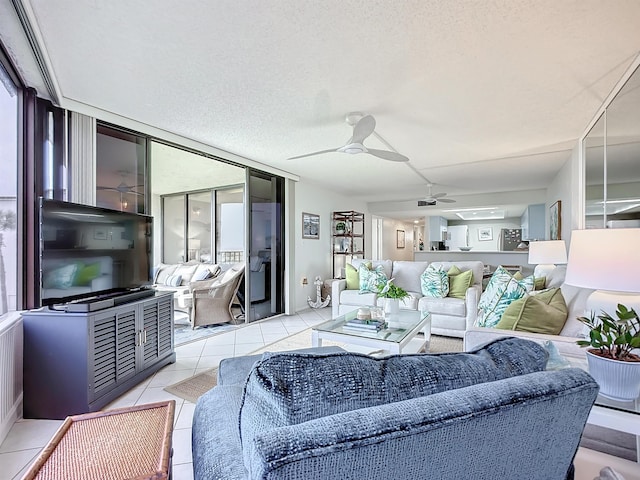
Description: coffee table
xmin=312 ymin=309 xmax=431 ymax=354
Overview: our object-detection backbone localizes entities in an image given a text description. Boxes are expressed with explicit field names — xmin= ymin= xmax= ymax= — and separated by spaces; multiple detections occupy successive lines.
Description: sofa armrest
xmin=464 ymin=285 xmax=480 ymax=331
xmin=464 ymin=326 xmax=584 ymax=357
xmin=331 ymin=279 xmax=347 ymax=318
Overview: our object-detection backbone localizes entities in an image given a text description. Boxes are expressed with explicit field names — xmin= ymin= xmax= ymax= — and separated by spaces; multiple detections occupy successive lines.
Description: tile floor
xmin=0 ymin=307 xmax=333 ymax=480
xmin=1 ymin=306 xmax=639 ymax=480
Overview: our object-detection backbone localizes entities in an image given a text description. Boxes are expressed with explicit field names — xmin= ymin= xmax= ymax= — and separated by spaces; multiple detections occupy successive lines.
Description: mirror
xmin=583 ymin=64 xmax=640 ymax=228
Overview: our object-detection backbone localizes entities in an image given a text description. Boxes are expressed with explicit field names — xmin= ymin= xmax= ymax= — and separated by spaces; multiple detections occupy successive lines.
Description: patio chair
xmin=190 ymin=263 xmax=244 ymax=328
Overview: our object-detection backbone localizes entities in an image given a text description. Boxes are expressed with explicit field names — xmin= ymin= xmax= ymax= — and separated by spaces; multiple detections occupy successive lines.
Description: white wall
xmin=293 ymin=181 xmax=369 ymax=312
xmin=547 ymin=147 xmax=576 ymax=244
xmin=381 ymin=218 xmax=415 ymax=260
xmin=448 ymin=218 xmax=522 ymax=251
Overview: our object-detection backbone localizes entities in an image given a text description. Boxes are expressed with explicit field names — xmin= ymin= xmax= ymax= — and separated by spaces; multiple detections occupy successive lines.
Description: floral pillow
xmin=476 ymin=266 xmax=534 ymax=328
xmin=420 ymin=264 xmax=449 ymax=298
xmin=359 ymin=264 xmax=388 ymax=294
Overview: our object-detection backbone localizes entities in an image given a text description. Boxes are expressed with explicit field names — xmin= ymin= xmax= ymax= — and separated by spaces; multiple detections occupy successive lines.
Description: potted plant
xmin=576 ymin=304 xmax=640 ymax=401
xmin=378 ymin=279 xmax=409 ymax=315
xmin=335 ymin=221 xmax=346 ymax=234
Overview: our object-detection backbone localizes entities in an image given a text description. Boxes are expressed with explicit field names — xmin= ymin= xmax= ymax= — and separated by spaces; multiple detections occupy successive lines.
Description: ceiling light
xmin=454 ymin=209 xmax=506 ymax=220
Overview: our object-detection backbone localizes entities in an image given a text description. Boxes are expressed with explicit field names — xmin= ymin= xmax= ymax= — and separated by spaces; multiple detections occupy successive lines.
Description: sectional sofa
xmin=331 ymin=259 xmax=484 ymax=338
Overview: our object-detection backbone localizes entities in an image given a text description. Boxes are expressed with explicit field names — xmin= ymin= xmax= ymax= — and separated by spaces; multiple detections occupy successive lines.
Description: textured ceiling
xmin=5 ymin=0 xmax=640 ymax=220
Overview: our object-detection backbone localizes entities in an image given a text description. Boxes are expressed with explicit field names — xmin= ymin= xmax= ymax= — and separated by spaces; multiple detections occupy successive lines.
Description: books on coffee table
xmin=343 ymin=318 xmax=386 ymax=332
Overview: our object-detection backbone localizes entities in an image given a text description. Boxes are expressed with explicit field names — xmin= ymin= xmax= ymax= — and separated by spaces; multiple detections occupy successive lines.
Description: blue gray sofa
xmin=192 ymin=338 xmax=598 ymax=480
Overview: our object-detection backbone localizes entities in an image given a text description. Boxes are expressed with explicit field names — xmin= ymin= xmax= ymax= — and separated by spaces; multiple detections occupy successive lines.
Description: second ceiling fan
xmin=288 ymin=114 xmax=409 ymax=163
xmin=418 ymin=184 xmax=456 ymax=206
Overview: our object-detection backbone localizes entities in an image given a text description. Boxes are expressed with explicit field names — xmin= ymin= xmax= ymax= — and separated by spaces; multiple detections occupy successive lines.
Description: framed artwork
xmin=550 ymin=201 xmax=561 ymax=240
xmin=94 ymin=228 xmax=107 ymax=240
xmin=478 ymin=227 xmax=493 ymax=241
xmin=302 ymin=212 xmax=320 ymax=239
xmin=396 ymin=229 xmax=405 ymax=248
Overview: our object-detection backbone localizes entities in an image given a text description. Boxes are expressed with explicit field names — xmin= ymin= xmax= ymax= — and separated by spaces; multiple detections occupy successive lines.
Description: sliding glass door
xmin=246 ymin=170 xmax=284 ymax=321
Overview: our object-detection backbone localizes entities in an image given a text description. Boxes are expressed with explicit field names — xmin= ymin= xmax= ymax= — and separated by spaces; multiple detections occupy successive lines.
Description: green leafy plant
xmin=335 ymin=221 xmax=346 ymax=232
xmin=576 ymin=304 xmax=640 ymax=362
xmin=377 ymin=279 xmax=409 ymax=300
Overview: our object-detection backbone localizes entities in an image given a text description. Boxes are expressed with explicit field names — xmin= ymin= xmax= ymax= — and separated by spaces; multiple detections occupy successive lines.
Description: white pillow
xmin=164 ymin=274 xmax=183 ymax=287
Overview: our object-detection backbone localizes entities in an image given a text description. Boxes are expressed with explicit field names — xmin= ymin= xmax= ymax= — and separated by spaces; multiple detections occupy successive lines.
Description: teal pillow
xmin=476 ymin=266 xmax=530 ymax=328
xmin=73 ymin=262 xmax=101 ymax=286
xmin=358 ymin=264 xmax=387 ymax=294
xmin=420 ymin=265 xmax=449 ymax=298
xmin=43 ymin=263 xmax=79 ymax=289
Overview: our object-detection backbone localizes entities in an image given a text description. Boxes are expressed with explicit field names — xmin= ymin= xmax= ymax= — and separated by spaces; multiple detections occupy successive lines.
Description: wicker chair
xmin=189 ymin=263 xmax=245 ymax=328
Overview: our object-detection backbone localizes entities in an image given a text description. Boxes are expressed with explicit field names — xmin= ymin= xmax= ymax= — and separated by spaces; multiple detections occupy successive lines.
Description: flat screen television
xmin=39 ymin=198 xmax=153 ymax=307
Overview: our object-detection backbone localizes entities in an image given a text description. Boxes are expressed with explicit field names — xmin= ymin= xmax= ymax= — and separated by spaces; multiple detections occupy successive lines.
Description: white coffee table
xmin=312 ymin=309 xmax=431 ymax=355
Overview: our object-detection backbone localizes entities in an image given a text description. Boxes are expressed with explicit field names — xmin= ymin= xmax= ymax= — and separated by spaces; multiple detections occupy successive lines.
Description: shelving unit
xmin=332 ymin=211 xmax=365 ymax=278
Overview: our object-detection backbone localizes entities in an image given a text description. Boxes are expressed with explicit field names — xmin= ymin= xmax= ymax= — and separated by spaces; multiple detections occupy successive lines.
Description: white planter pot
xmin=586 ymin=350 xmax=640 ymax=402
xmin=384 ymin=298 xmax=400 ymax=315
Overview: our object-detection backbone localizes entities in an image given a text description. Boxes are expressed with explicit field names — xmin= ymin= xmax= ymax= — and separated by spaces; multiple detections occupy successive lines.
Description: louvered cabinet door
xmin=139 ymin=295 xmax=174 ymax=370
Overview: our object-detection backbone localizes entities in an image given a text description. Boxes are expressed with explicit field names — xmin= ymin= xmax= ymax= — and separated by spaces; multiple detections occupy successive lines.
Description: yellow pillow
xmin=496 ymin=288 xmax=568 ymax=335
xmin=447 ymin=266 xmax=473 ymax=299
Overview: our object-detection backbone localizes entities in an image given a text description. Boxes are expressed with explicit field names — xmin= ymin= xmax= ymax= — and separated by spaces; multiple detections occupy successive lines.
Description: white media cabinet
xmin=22 ymin=291 xmax=176 ymax=419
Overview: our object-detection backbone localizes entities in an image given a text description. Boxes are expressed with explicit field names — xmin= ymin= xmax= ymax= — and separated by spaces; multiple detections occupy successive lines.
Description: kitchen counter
xmin=414 ymin=250 xmax=533 ymax=275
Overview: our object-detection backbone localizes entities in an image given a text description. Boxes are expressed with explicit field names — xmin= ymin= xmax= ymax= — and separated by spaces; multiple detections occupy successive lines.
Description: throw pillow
xmin=447 ymin=266 xmax=473 ymax=299
xmin=358 ymin=263 xmax=387 ymax=294
xmin=164 ymin=274 xmax=183 ymax=287
xmin=496 ymin=287 xmax=568 ymax=335
xmin=238 ymin=337 xmax=548 ymax=470
xmin=73 ymin=262 xmax=101 ymax=286
xmin=420 ymin=264 xmax=449 ymax=297
xmin=191 ymin=268 xmax=212 ymax=282
xmin=476 ymin=266 xmax=532 ymax=328
xmin=43 ymin=263 xmax=79 ymax=289
xmin=345 ymin=263 xmax=365 ymax=290
xmin=534 ymin=276 xmax=546 ymax=290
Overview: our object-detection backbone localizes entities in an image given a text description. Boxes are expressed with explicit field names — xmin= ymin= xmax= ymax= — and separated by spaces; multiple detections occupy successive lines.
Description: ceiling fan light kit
xmin=288 ymin=114 xmax=409 ymax=163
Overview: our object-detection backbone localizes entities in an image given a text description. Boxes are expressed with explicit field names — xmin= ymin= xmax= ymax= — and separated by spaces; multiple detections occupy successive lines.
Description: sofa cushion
xmin=154 ymin=263 xmax=177 ymax=284
xmin=391 ymin=261 xmax=430 ymax=294
xmin=238 ymin=337 xmax=547 ymax=469
xmin=420 ymin=264 xmax=449 ymax=298
xmin=419 ymin=295 xmax=467 ymax=317
xmin=358 ymin=263 xmax=387 ymax=294
xmin=496 ymin=288 xmax=568 ymax=335
xmin=447 ymin=265 xmax=473 ymax=299
xmin=477 ymin=266 xmax=534 ymax=328
xmin=345 ymin=263 xmax=360 ymax=290
xmin=43 ymin=263 xmax=79 ymax=289
xmin=165 ymin=274 xmax=183 ymax=287
xmin=174 ymin=263 xmax=199 ymax=285
xmin=352 ymin=259 xmax=392 ymax=280
xmin=429 ymin=261 xmax=484 ymax=289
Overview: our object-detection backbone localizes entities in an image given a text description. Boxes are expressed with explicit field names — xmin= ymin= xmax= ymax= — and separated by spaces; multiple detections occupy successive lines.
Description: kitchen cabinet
xmin=22 ymin=292 xmax=175 ymax=419
xmin=428 ymin=216 xmax=447 ymax=242
xmin=521 ymin=204 xmax=545 ymax=241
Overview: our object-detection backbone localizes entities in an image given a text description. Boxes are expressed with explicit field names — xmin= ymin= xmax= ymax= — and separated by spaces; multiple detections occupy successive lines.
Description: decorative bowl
xmin=459 ymin=246 xmax=473 ymax=251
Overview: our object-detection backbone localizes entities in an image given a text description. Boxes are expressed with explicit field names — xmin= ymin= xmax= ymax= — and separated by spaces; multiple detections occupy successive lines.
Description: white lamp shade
xmin=528 ymin=240 xmax=567 ymax=265
xmin=565 ymin=228 xmax=640 ymax=293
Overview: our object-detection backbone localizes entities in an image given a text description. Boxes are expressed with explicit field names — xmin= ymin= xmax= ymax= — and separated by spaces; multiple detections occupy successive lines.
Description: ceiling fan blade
xmin=367 ymin=149 xmax=410 ymax=162
xmin=287 ymin=148 xmax=338 ymax=160
xmin=437 ymin=198 xmax=456 ymax=203
xmin=351 ymin=115 xmax=376 ymax=144
xmin=97 ymin=186 xmax=118 ymax=192
xmin=431 ymin=192 xmax=446 ymax=198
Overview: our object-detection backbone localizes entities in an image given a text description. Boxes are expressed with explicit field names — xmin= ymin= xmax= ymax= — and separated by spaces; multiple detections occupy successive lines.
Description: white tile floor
xmin=0 ymin=307 xmax=333 ymax=480
xmin=1 ymin=306 xmax=639 ymax=480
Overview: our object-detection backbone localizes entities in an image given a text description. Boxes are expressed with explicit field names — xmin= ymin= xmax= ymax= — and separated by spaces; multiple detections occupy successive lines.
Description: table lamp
xmin=528 ymin=240 xmax=567 ymax=278
xmin=564 ymin=228 xmax=640 ymax=318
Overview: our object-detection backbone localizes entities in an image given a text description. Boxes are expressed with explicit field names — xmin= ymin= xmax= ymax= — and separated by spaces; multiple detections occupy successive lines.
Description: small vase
xmin=384 ymin=298 xmax=400 ymax=316
xmin=586 ymin=350 xmax=640 ymax=402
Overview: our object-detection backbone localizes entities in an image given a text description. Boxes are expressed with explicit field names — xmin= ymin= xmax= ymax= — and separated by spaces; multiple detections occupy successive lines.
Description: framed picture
xmin=550 ymin=200 xmax=561 ymax=240
xmin=478 ymin=227 xmax=493 ymax=241
xmin=396 ymin=229 xmax=405 ymax=248
xmin=94 ymin=228 xmax=107 ymax=240
xmin=302 ymin=212 xmax=320 ymax=239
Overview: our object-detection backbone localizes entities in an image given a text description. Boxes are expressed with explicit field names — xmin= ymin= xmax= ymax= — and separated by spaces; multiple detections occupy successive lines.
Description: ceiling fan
xmin=418 ymin=184 xmax=456 ymax=206
xmin=288 ymin=114 xmax=409 ymax=163
xmin=97 ymin=171 xmax=144 ymax=196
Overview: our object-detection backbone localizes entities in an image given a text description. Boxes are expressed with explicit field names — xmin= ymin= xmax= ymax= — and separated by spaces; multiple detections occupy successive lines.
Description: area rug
xmin=164 ymin=330 xmax=463 ymax=402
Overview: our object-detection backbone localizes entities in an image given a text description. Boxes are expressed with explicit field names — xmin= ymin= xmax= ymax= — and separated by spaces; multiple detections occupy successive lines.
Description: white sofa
xmin=332 ymin=259 xmax=484 ymax=338
xmin=463 ymin=266 xmax=594 ymax=357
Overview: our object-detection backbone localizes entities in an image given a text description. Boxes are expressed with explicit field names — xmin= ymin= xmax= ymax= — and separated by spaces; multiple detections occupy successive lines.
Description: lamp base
xmin=586 ymin=291 xmax=640 ymax=319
